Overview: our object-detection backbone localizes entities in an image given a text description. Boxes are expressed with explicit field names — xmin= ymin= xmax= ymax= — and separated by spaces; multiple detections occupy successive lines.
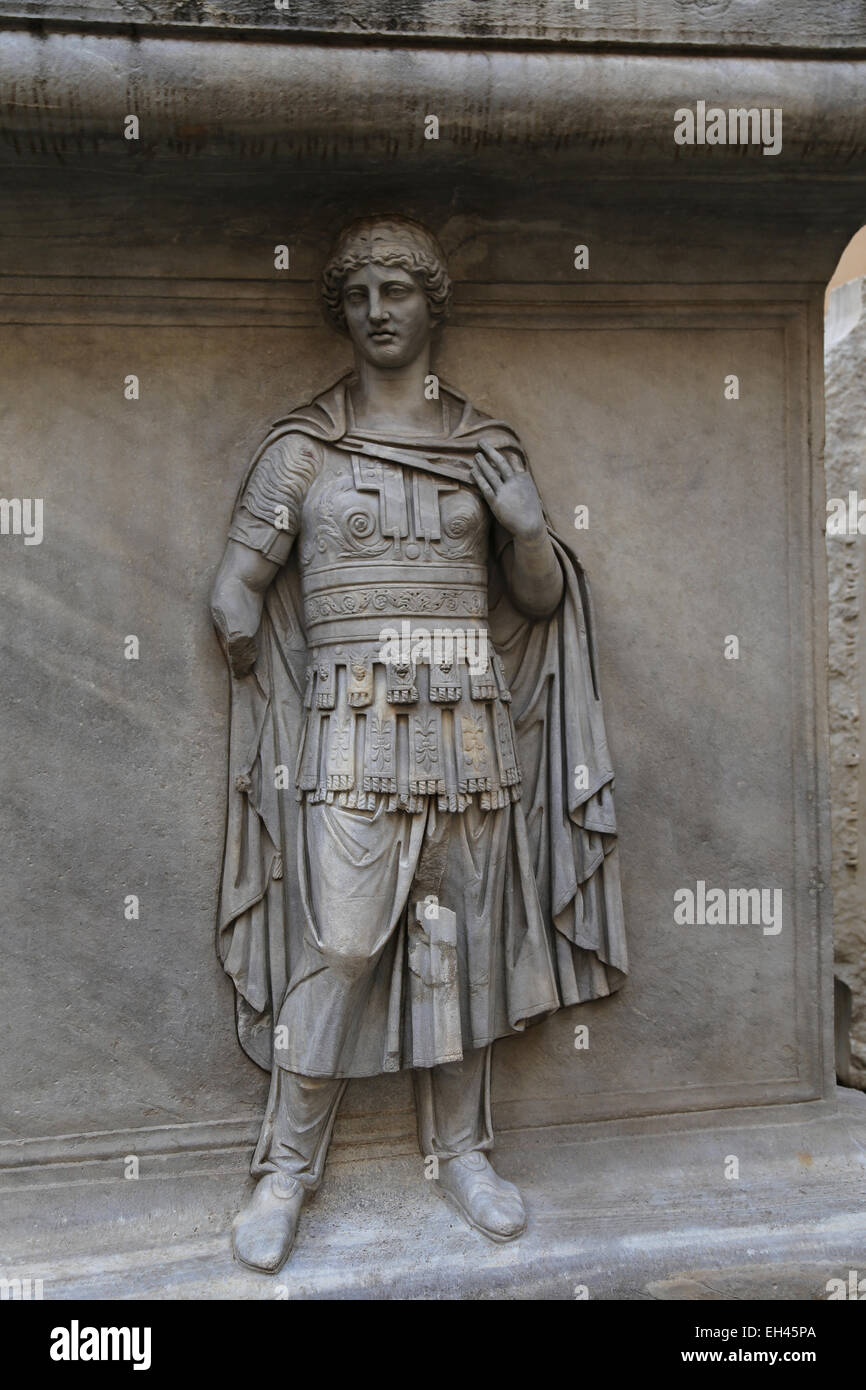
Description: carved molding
xmin=0 ymin=275 xmax=819 ymax=327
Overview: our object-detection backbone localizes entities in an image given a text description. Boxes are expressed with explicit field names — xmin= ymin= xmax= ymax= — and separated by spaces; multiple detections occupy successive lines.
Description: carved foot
xmin=231 ymin=1172 xmax=305 ymax=1274
xmin=434 ymin=1151 xmax=527 ymax=1243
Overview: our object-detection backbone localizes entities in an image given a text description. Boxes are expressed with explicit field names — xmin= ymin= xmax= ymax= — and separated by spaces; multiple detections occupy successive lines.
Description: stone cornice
xmin=0 ymin=30 xmax=865 ymax=178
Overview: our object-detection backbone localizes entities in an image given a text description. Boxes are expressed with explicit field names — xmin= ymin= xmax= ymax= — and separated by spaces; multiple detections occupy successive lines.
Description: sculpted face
xmin=342 ymin=262 xmax=432 ymax=369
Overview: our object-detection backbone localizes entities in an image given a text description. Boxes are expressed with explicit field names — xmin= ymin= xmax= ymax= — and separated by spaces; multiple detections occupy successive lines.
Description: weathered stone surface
xmin=825 ymin=276 xmax=866 ymax=1092
xmin=1 ymin=32 xmax=866 ymax=181
xmin=0 ymin=0 xmax=861 ymax=49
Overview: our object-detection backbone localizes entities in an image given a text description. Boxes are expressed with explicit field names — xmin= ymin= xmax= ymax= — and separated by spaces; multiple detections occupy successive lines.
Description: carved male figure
xmin=211 ymin=216 xmax=626 ymax=1273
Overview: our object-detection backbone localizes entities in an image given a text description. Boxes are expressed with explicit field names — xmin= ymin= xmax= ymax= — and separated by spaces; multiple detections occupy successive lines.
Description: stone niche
xmin=1 ymin=0 xmax=865 ymax=1296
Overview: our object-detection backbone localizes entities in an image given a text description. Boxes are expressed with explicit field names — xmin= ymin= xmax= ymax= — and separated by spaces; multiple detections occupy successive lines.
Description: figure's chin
xmin=361 ymin=342 xmax=415 ymax=369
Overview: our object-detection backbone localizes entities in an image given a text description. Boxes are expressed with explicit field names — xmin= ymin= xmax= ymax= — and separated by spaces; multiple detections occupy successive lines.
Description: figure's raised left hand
xmin=471 ymin=440 xmax=546 ymax=542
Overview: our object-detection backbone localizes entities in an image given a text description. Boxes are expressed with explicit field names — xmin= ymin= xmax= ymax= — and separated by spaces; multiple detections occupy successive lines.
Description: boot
xmin=231 ymin=1172 xmax=305 ymax=1274
xmin=434 ymin=1151 xmax=526 ymax=1242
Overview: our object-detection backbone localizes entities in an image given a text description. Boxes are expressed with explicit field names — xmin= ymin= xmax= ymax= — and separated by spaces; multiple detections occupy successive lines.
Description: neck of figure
xmin=350 ymin=352 xmax=441 ymax=436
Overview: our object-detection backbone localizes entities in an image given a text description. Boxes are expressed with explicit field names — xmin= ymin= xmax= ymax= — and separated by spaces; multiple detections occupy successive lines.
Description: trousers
xmin=252 ymin=1045 xmax=493 ymax=1189
xmin=249 ymin=793 xmax=545 ymax=1183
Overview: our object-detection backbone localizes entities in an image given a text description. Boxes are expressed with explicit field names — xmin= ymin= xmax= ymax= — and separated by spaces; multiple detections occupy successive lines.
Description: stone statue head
xmin=320 ymin=216 xmax=453 ymax=336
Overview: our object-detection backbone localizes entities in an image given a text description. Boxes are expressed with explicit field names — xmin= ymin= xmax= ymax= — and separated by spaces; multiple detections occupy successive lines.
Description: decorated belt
xmin=302 ymin=568 xmax=489 ymax=643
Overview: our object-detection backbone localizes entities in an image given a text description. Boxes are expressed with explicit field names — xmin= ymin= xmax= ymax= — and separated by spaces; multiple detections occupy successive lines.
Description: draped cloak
xmin=217 ymin=374 xmax=628 ymax=1072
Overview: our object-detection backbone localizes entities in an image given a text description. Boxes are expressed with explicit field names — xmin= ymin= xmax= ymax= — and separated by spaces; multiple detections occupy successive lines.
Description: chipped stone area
xmin=825 ymin=277 xmax=866 ymax=1090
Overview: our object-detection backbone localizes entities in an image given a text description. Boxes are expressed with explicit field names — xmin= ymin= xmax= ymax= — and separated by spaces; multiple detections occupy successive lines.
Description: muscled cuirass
xmin=292 ymin=444 xmax=521 ymax=814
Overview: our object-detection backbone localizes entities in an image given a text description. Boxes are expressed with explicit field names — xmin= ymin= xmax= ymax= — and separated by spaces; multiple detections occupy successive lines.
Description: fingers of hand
xmin=478 ymin=439 xmax=514 ymax=478
xmin=470 ymin=461 xmax=495 ymax=499
xmin=473 ymin=450 xmax=500 ymax=489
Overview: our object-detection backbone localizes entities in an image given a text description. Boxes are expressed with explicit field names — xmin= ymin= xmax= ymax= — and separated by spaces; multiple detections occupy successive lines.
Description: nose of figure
xmin=368 ymin=293 xmax=390 ymax=328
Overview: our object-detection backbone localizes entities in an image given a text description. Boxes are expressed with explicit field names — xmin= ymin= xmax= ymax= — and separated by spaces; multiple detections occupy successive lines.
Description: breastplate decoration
xmin=294 ymin=448 xmax=521 ymax=813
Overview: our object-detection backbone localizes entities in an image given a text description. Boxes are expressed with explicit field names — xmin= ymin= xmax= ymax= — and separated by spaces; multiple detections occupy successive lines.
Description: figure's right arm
xmin=210 ymin=539 xmax=285 ymax=679
xmin=211 ymin=432 xmax=321 ymax=678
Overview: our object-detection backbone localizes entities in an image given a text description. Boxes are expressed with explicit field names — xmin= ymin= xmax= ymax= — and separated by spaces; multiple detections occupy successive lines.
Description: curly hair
xmin=321 ymin=216 xmax=452 ymax=334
